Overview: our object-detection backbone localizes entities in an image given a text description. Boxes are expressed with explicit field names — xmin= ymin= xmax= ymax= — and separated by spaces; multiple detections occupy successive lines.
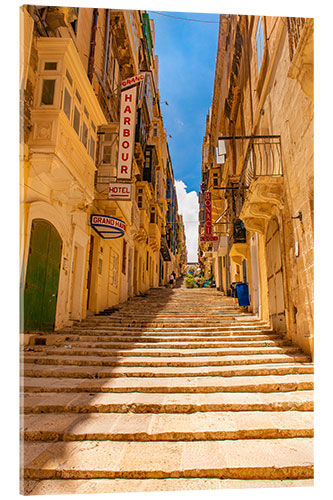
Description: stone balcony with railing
xmin=236 ymin=135 xmax=284 ymax=235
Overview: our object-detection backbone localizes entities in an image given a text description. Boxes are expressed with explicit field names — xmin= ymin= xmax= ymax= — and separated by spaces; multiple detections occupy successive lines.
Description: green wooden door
xmin=23 ymin=219 xmax=62 ymax=331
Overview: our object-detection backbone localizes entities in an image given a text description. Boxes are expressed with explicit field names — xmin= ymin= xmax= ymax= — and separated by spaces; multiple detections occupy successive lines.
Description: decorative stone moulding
xmin=287 ymin=19 xmax=314 ymax=99
xmin=229 ymin=242 xmax=247 ymax=265
xmin=240 ymin=176 xmax=285 ymax=234
xmin=34 ymin=121 xmax=53 ymax=141
xmin=134 ymin=228 xmax=148 ymax=243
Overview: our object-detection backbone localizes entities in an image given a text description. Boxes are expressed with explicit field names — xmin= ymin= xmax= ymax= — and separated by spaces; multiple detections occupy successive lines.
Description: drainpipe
xmin=88 ymin=8 xmax=99 ymax=83
xmin=103 ymin=9 xmax=111 ymax=83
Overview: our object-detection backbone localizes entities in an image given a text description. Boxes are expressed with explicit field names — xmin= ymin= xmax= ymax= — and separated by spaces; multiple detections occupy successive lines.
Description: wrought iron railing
xmin=236 ymin=135 xmax=283 ymax=216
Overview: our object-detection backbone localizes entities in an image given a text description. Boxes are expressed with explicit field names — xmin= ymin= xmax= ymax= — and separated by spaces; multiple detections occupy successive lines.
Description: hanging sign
xmin=108 ymin=183 xmax=132 ymax=201
xmin=117 ymin=85 xmax=137 ymax=181
xmin=200 ymin=236 xmax=218 ymax=242
xmin=90 ymin=214 xmax=126 ymax=239
xmin=121 ymin=73 xmax=145 ymax=90
xmin=204 ymin=191 xmax=212 ymax=235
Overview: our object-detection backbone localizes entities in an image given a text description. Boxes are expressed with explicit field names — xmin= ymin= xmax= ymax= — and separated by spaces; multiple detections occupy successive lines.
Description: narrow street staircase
xmin=21 ymin=282 xmax=314 ymax=495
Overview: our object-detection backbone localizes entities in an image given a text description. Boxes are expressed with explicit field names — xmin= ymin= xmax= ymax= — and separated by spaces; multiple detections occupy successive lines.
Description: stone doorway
xmin=265 ymin=217 xmax=286 ymax=334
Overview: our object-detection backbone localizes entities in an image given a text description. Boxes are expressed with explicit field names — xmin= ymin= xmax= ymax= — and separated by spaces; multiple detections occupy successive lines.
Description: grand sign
xmin=90 ymin=214 xmax=126 ymax=239
xmin=121 ymin=73 xmax=145 ymax=90
xmin=117 ymin=85 xmax=137 ymax=181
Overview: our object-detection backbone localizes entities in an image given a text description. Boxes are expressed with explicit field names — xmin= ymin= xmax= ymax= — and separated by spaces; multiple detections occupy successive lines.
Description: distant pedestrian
xmin=169 ymin=272 xmax=175 ymax=289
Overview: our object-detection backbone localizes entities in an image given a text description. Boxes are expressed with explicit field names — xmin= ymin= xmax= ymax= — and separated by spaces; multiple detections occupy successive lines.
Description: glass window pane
xmin=63 ymin=87 xmax=71 ymax=119
xmin=44 ymin=62 xmax=57 ymax=70
xmin=103 ymin=145 xmax=112 ymax=163
xmin=66 ymin=69 xmax=73 ymax=86
xmin=73 ymin=106 xmax=80 ymax=135
xmin=82 ymin=121 xmax=88 ymax=148
xmin=90 ymin=137 xmax=95 ymax=161
xmin=41 ymin=79 xmax=55 ymax=105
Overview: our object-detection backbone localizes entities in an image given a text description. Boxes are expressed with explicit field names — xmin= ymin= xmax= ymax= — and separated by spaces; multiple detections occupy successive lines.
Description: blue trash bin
xmin=235 ymin=282 xmax=250 ymax=307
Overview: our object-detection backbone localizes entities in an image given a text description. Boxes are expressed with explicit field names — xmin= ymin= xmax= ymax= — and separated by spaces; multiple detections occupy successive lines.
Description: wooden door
xmin=23 ymin=219 xmax=62 ymax=331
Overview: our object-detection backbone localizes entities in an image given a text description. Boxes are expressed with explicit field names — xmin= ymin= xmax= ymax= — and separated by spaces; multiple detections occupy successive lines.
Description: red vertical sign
xmin=117 ymin=86 xmax=137 ymax=180
xmin=204 ymin=191 xmax=212 ymax=235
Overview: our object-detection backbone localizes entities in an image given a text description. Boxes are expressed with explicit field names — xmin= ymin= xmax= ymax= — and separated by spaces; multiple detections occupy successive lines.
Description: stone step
xmin=25 ymin=345 xmax=304 ymax=358
xmin=82 ymin=317 xmax=266 ymax=323
xmin=75 ymin=327 xmax=271 ymax=334
xmin=59 ymin=327 xmax=274 ymax=335
xmin=21 ymin=477 xmax=314 ymax=496
xmin=23 ymin=438 xmax=313 ymax=480
xmin=23 ymin=362 xmax=313 ymax=379
xmin=27 ymin=339 xmax=292 ymax=351
xmin=29 ymin=333 xmax=283 ymax=344
xmin=77 ymin=323 xmax=269 ymax=330
xmin=23 ymin=352 xmax=311 ymax=367
xmin=22 ymin=373 xmax=314 ymax=394
xmin=23 ymin=411 xmax=313 ymax=442
xmin=101 ymin=312 xmax=248 ymax=317
xmin=22 ymin=390 xmax=314 ymax=414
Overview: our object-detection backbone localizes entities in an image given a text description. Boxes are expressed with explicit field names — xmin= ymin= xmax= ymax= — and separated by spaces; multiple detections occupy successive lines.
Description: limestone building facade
xmin=21 ymin=6 xmax=185 ymax=335
xmin=199 ymin=15 xmax=314 ymax=357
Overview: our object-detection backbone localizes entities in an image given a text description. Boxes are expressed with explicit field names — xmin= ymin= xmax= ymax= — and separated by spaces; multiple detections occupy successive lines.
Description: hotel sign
xmin=204 ymin=191 xmax=212 ymax=235
xmin=108 ymin=183 xmax=132 ymax=201
xmin=117 ymin=85 xmax=137 ymax=180
xmin=90 ymin=214 xmax=126 ymax=239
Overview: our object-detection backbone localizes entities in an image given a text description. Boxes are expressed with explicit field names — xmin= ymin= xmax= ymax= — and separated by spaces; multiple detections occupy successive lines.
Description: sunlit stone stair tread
xmin=21 ymin=478 xmax=314 ymax=495
xmin=23 ymin=410 xmax=313 ymax=441
xmin=22 ymin=389 xmax=314 ymax=414
xmin=23 ymin=352 xmax=312 ymax=367
xmin=23 ymin=362 xmax=313 ymax=379
xmin=23 ymin=373 xmax=314 ymax=393
xmin=24 ymin=438 xmax=313 ymax=480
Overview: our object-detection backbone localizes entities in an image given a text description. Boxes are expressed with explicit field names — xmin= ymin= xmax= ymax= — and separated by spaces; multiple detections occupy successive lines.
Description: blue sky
xmin=148 ymin=10 xmax=219 ymax=194
xmin=147 ymin=10 xmax=219 ymax=261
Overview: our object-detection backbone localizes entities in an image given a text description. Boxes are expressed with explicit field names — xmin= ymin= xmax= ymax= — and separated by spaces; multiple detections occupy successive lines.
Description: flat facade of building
xmin=199 ymin=15 xmax=313 ymax=357
xmin=21 ymin=6 xmax=186 ymax=337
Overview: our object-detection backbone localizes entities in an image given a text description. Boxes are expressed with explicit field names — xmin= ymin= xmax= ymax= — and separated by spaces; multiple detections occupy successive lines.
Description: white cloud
xmin=175 ymin=180 xmax=199 ymax=262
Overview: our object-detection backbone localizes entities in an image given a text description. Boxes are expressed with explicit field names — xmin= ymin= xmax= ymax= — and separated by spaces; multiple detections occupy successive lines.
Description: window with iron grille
xmin=143 ymin=146 xmax=157 ymax=186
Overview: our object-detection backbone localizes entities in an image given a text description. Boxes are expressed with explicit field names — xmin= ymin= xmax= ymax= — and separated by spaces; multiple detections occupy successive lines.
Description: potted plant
xmin=185 ymin=276 xmax=195 ymax=288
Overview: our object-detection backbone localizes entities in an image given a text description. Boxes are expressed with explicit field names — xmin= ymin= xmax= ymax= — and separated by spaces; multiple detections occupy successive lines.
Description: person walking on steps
xmin=169 ymin=271 xmax=176 ymax=289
